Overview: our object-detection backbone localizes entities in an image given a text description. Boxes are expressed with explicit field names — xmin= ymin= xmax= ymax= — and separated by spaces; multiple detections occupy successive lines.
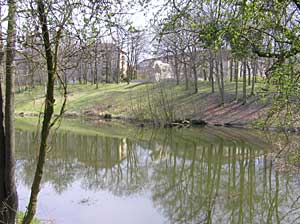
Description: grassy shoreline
xmin=15 ymin=81 xmax=298 ymax=131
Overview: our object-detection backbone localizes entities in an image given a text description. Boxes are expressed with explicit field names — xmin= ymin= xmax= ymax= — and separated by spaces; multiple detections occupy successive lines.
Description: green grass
xmin=16 ymin=83 xmax=150 ymax=114
xmin=15 ymin=80 xmax=264 ymax=121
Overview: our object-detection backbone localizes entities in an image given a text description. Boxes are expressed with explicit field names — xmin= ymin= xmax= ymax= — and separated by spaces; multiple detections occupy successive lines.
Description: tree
xmin=234 ymin=0 xmax=300 ymax=125
xmin=21 ymin=0 xmax=127 ymax=222
xmin=125 ymin=29 xmax=145 ymax=81
xmin=0 ymin=0 xmax=18 ymax=223
xmin=22 ymin=0 xmax=69 ymax=222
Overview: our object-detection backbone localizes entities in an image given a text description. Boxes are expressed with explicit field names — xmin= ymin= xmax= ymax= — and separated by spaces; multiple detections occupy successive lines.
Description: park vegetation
xmin=0 ymin=0 xmax=299 ymax=223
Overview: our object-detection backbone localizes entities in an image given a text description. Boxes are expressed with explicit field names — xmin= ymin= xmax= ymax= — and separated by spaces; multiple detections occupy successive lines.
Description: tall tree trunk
xmin=78 ymin=63 xmax=82 ymax=84
xmin=134 ymin=57 xmax=138 ymax=80
xmin=242 ymin=59 xmax=247 ymax=104
xmin=95 ymin=51 xmax=98 ymax=88
xmin=0 ymin=1 xmax=18 ymax=223
xmin=83 ymin=63 xmax=87 ymax=84
xmin=229 ymin=58 xmax=233 ymax=82
xmin=64 ymin=71 xmax=67 ymax=87
xmin=202 ymin=63 xmax=207 ymax=81
xmin=247 ymin=61 xmax=251 ymax=86
xmin=22 ymin=0 xmax=58 ymax=223
xmin=251 ymin=59 xmax=257 ymax=96
xmin=116 ymin=48 xmax=121 ymax=84
xmin=105 ymin=60 xmax=109 ymax=83
xmin=235 ymin=59 xmax=239 ymax=101
xmin=220 ymin=51 xmax=225 ymax=105
xmin=90 ymin=62 xmax=94 ymax=84
xmin=0 ymin=75 xmax=6 ymax=221
xmin=215 ymin=54 xmax=224 ymax=105
xmin=174 ymin=56 xmax=179 ymax=85
xmin=0 ymin=76 xmax=5 ymax=223
xmin=209 ymin=50 xmax=215 ymax=93
xmin=183 ymin=58 xmax=188 ymax=90
xmin=192 ymin=61 xmax=198 ymax=94
xmin=94 ymin=47 xmax=98 ymax=86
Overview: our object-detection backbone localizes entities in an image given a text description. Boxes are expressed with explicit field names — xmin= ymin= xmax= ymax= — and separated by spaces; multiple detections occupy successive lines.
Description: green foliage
xmin=155 ymin=0 xmax=300 ymax=128
xmin=264 ymin=58 xmax=300 ymax=128
xmin=16 ymin=212 xmax=41 ymax=224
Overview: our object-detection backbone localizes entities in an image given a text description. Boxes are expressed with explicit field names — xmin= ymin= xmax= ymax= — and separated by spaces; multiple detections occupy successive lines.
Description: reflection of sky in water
xmin=15 ymin=124 xmax=300 ymax=224
xmin=16 ymin=143 xmax=162 ymax=224
xmin=18 ymin=180 xmax=165 ymax=224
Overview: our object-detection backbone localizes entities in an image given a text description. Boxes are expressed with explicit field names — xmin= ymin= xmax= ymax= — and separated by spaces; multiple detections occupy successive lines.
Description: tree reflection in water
xmin=16 ymin=126 xmax=300 ymax=223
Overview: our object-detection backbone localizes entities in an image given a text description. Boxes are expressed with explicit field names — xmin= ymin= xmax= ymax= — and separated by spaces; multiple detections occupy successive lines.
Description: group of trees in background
xmin=14 ymin=2 xmax=147 ymax=89
xmin=152 ymin=0 xmax=300 ymax=109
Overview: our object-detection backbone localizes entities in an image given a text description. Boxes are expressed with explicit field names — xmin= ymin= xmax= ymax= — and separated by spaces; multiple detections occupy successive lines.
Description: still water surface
xmin=16 ymin=119 xmax=300 ymax=224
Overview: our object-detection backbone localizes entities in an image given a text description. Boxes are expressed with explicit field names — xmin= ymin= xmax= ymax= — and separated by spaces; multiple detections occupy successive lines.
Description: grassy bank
xmin=16 ymin=81 xmax=271 ymax=126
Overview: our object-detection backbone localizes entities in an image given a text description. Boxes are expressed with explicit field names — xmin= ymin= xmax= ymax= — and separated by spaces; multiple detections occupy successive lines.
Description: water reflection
xmin=16 ymin=125 xmax=300 ymax=224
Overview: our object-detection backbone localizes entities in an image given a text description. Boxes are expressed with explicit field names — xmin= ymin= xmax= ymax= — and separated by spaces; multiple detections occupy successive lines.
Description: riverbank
xmin=15 ymin=81 xmax=298 ymax=131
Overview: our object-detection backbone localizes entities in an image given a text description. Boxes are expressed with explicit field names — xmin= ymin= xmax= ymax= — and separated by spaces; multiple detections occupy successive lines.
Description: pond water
xmin=16 ymin=119 xmax=300 ymax=224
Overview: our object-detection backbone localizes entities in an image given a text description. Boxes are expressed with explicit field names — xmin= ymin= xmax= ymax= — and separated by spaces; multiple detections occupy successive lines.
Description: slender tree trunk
xmin=192 ymin=61 xmax=198 ymax=94
xmin=134 ymin=58 xmax=138 ymax=80
xmin=115 ymin=47 xmax=120 ymax=84
xmin=22 ymin=0 xmax=58 ymax=223
xmin=95 ymin=51 xmax=98 ymax=88
xmin=240 ymin=61 xmax=243 ymax=78
xmin=215 ymin=54 xmax=224 ymax=105
xmin=94 ymin=46 xmax=98 ymax=86
xmin=174 ymin=57 xmax=179 ymax=85
xmin=242 ymin=59 xmax=247 ymax=104
xmin=229 ymin=58 xmax=233 ymax=82
xmin=0 ymin=1 xmax=18 ymax=223
xmin=0 ymin=74 xmax=6 ymax=220
xmin=235 ymin=59 xmax=239 ymax=101
xmin=247 ymin=61 xmax=251 ymax=86
xmin=0 ymin=76 xmax=5 ymax=222
xmin=16 ymin=67 xmax=20 ymax=92
xmin=251 ymin=60 xmax=257 ymax=96
xmin=78 ymin=73 xmax=82 ymax=85
xmin=90 ymin=62 xmax=94 ymax=85
xmin=209 ymin=51 xmax=215 ymax=93
xmin=30 ymin=64 xmax=35 ymax=88
xmin=220 ymin=51 xmax=225 ymax=105
xmin=64 ymin=71 xmax=67 ymax=87
xmin=29 ymin=48 xmax=35 ymax=88
xmin=183 ymin=59 xmax=188 ymax=90
xmin=83 ymin=63 xmax=87 ymax=84
xmin=203 ymin=63 xmax=207 ymax=81
xmin=4 ymin=10 xmax=18 ymax=224
xmin=105 ymin=60 xmax=109 ymax=83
